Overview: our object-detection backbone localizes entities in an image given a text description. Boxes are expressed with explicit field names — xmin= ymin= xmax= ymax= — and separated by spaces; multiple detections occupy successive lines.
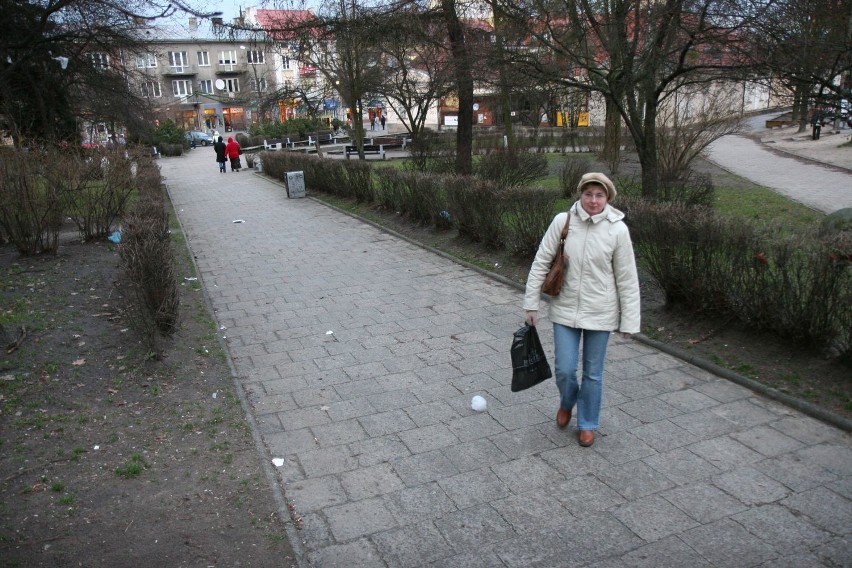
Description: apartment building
xmin=132 ymin=17 xmax=278 ymax=133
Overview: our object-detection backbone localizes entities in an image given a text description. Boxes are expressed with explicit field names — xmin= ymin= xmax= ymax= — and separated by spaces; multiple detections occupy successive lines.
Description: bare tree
xmin=496 ymin=0 xmax=761 ymax=197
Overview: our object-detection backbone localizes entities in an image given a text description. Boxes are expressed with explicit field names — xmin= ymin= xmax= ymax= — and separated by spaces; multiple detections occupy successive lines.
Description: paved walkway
xmin=160 ymin=147 xmax=851 ymax=568
xmin=706 ymin=113 xmax=852 ymax=214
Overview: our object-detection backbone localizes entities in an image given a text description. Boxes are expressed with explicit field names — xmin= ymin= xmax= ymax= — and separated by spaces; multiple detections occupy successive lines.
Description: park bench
xmin=345 ymin=144 xmax=385 ymax=159
xmin=367 ymin=135 xmax=410 ymax=149
xmin=308 ymin=131 xmax=336 ymax=145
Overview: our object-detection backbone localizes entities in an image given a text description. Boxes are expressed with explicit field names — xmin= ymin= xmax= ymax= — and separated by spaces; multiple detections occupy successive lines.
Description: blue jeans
xmin=553 ymin=324 xmax=610 ymax=431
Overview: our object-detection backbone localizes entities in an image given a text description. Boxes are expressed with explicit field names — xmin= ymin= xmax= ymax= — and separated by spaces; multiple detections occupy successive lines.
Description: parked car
xmin=186 ymin=130 xmax=214 ymax=146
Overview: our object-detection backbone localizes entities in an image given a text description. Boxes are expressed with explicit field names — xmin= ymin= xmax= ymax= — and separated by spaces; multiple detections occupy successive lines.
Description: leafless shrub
xmin=58 ymin=148 xmax=136 ymax=241
xmin=558 ymin=157 xmax=592 ymax=199
xmin=445 ymin=177 xmax=507 ymax=247
xmin=502 ymin=187 xmax=560 ymax=257
xmin=0 ymin=148 xmax=62 ymax=255
xmin=118 ymin=175 xmax=180 ymax=356
xmin=474 ymin=149 xmax=548 ymax=189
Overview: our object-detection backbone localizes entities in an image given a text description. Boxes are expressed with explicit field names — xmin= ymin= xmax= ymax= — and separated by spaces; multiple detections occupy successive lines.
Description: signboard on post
xmin=285 ymin=171 xmax=305 ymax=198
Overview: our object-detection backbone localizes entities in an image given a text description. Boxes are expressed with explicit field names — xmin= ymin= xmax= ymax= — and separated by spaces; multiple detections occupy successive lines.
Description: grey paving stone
xmin=398 ymin=423 xmax=460 ymax=454
xmin=439 ymin=467 xmax=511 ymax=509
xmin=447 ymin=413 xmax=507 ymax=443
xmin=730 ymin=424 xmax=805 ymax=457
xmin=349 ymin=434 xmax=411 ymax=467
xmin=598 ymin=406 xmax=644 ymax=434
xmin=607 ymin=376 xmax=662 ymax=400
xmin=276 ymin=406 xmax=331 ymax=430
xmin=613 ymin=494 xmax=700 ymax=542
xmin=297 ymin=511 xmax=334 ymax=551
xmin=441 ymin=438 xmax=510 ymax=473
xmin=340 ymin=462 xmax=405 ymax=500
xmin=679 ymin=518 xmax=778 ymax=568
xmin=617 ymin=397 xmax=683 ymax=423
xmin=596 ymin=461 xmax=676 ymax=500
xmin=393 ymin=449 xmax=460 ymax=486
xmin=555 ymin=473 xmax=627 ymax=514
xmin=405 ymin=400 xmax=462 ymax=427
xmin=425 ymin=548 xmax=507 ymax=568
xmin=642 ymin=447 xmax=722 ymax=485
xmin=306 ymin=537 xmax=385 ymax=568
xmin=712 ymin=466 xmax=792 ymax=505
xmin=491 ymin=455 xmax=563 ymax=494
xmin=325 ymin=397 xmax=376 ymax=421
xmin=291 ymin=385 xmax=342 ymax=407
xmin=658 ymin=388 xmax=720 ymax=413
xmin=769 ymin=415 xmax=847 ymax=445
xmin=435 ymin=504 xmax=516 ymax=550
xmin=373 ymin=521 xmax=456 ymax=567
xmin=755 ymin=452 xmax=839 ymax=492
xmin=357 ymin=408 xmax=417 ymax=437
xmin=487 ymin=403 xmax=550 ymax=430
xmin=324 ymin=496 xmax=398 ymax=541
xmin=693 ymin=378 xmax=753 ymax=403
xmin=311 ymin=418 xmax=369 ymax=448
xmin=553 ymin=511 xmax=645 ymax=565
xmin=343 ymin=360 xmax=389 ymax=381
xmin=286 ymin=475 xmax=348 ymax=514
xmin=811 ymin=536 xmax=852 ymax=567
xmin=710 ymin=399 xmax=784 ymax=428
xmin=781 ymin=486 xmax=852 ymax=533
xmin=662 ymin=481 xmax=748 ymax=523
xmin=687 ymin=435 xmax=766 ymax=471
xmin=669 ymin=408 xmax=738 ymax=438
xmin=489 ymin=425 xmax=557 ymax=459
xmin=491 ymin=529 xmax=572 ymax=568
xmin=620 ymin=536 xmax=714 ymax=568
xmin=264 ymin=427 xmax=320 ymax=455
xmin=592 ymin=431 xmax=657 ymax=466
xmin=540 ymin=444 xmax=613 ymax=477
xmin=795 ymin=443 xmax=852 ymax=477
xmin=298 ymin=446 xmax=359 ymax=478
xmin=491 ymin=490 xmax=576 ymax=535
xmin=449 ymin=372 xmax=502 ymax=394
xmin=732 ymin=503 xmax=833 ymax=555
xmin=383 ymin=482 xmax=458 ymax=525
xmin=631 ymin=420 xmax=701 ymax=453
xmin=606 ymin=360 xmax=655 ymax=382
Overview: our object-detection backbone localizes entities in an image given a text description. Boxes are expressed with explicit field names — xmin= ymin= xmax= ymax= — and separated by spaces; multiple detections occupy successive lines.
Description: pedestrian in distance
xmin=213 ymin=136 xmax=227 ymax=173
xmin=225 ymin=136 xmax=242 ymax=172
xmin=523 ymin=172 xmax=640 ymax=448
xmin=380 ymin=115 xmax=386 ymax=130
xmin=812 ymin=111 xmax=822 ymax=140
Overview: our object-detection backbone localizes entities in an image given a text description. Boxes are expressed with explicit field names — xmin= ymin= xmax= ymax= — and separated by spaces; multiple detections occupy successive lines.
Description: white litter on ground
xmin=272 ymin=458 xmax=285 ymax=467
xmin=471 ymin=395 xmax=487 ymax=412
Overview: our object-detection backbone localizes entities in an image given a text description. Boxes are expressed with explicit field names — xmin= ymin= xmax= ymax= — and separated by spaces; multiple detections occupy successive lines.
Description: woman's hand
xmin=525 ymin=310 xmax=538 ymax=327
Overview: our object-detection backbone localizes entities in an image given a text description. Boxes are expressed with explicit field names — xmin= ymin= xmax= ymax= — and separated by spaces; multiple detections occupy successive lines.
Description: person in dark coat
xmin=225 ymin=137 xmax=241 ymax=172
xmin=213 ymin=136 xmax=227 ymax=173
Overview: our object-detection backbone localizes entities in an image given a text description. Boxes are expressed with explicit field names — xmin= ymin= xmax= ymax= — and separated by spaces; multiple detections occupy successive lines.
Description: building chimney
xmin=189 ymin=17 xmax=198 ymax=31
xmin=211 ymin=17 xmax=224 ymax=27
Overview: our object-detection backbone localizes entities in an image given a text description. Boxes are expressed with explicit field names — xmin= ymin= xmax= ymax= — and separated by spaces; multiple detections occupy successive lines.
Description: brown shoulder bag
xmin=541 ymin=213 xmax=570 ymax=296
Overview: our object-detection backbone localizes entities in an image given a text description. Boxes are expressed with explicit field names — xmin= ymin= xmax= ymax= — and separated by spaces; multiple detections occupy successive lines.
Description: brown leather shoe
xmin=556 ymin=407 xmax=571 ymax=428
xmin=578 ymin=430 xmax=595 ymax=447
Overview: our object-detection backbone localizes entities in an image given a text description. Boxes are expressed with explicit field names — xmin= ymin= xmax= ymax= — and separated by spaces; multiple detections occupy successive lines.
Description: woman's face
xmin=580 ymin=183 xmax=608 ymax=215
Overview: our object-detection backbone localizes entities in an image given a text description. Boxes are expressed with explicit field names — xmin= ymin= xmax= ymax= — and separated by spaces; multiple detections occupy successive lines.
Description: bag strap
xmin=559 ymin=211 xmax=571 ymax=242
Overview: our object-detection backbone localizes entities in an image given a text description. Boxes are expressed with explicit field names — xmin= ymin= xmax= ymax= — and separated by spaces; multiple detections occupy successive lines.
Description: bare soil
xmin=0 ymin=226 xmax=296 ymax=567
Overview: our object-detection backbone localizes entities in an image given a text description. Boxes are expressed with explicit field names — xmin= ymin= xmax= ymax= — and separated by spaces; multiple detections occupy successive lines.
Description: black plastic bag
xmin=510 ymin=324 xmax=552 ymax=392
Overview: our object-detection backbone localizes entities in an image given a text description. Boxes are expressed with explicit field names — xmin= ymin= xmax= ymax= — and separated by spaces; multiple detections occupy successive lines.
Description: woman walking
xmin=523 ymin=172 xmax=640 ymax=447
xmin=225 ymin=137 xmax=242 ymax=172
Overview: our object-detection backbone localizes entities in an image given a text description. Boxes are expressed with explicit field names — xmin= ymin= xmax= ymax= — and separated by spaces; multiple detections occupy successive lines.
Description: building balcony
xmin=215 ymin=63 xmax=248 ymax=75
xmin=162 ymin=65 xmax=198 ymax=76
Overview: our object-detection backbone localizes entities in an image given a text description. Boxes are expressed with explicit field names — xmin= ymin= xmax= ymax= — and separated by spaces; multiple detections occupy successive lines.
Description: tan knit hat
xmin=577 ymin=172 xmax=616 ymax=201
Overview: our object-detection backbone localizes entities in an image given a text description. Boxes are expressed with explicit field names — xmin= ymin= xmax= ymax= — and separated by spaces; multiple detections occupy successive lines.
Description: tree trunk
xmin=637 ymin=102 xmax=659 ymax=198
xmin=442 ymin=0 xmax=473 ymax=175
xmin=602 ymin=95 xmax=622 ymax=174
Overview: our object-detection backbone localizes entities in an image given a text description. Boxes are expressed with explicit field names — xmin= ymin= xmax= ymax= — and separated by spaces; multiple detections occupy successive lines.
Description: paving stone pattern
xmin=160 ymin=149 xmax=851 ymax=568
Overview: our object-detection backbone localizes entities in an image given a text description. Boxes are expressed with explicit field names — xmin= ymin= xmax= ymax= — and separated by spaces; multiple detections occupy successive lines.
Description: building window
xmin=218 ymin=50 xmax=238 ymax=69
xmin=172 ymin=79 xmax=193 ymax=96
xmin=168 ymin=51 xmax=189 ymax=71
xmin=223 ymin=78 xmax=240 ymax=93
xmin=197 ymin=51 xmax=210 ymax=66
xmin=250 ymin=78 xmax=267 ymax=92
xmin=141 ymin=81 xmax=161 ymax=97
xmin=198 ymin=79 xmax=213 ymax=94
xmin=136 ymin=53 xmax=157 ymax=69
xmin=246 ymin=50 xmax=265 ymax=64
xmin=282 ymin=55 xmax=290 ymax=70
xmin=90 ymin=53 xmax=110 ymax=69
